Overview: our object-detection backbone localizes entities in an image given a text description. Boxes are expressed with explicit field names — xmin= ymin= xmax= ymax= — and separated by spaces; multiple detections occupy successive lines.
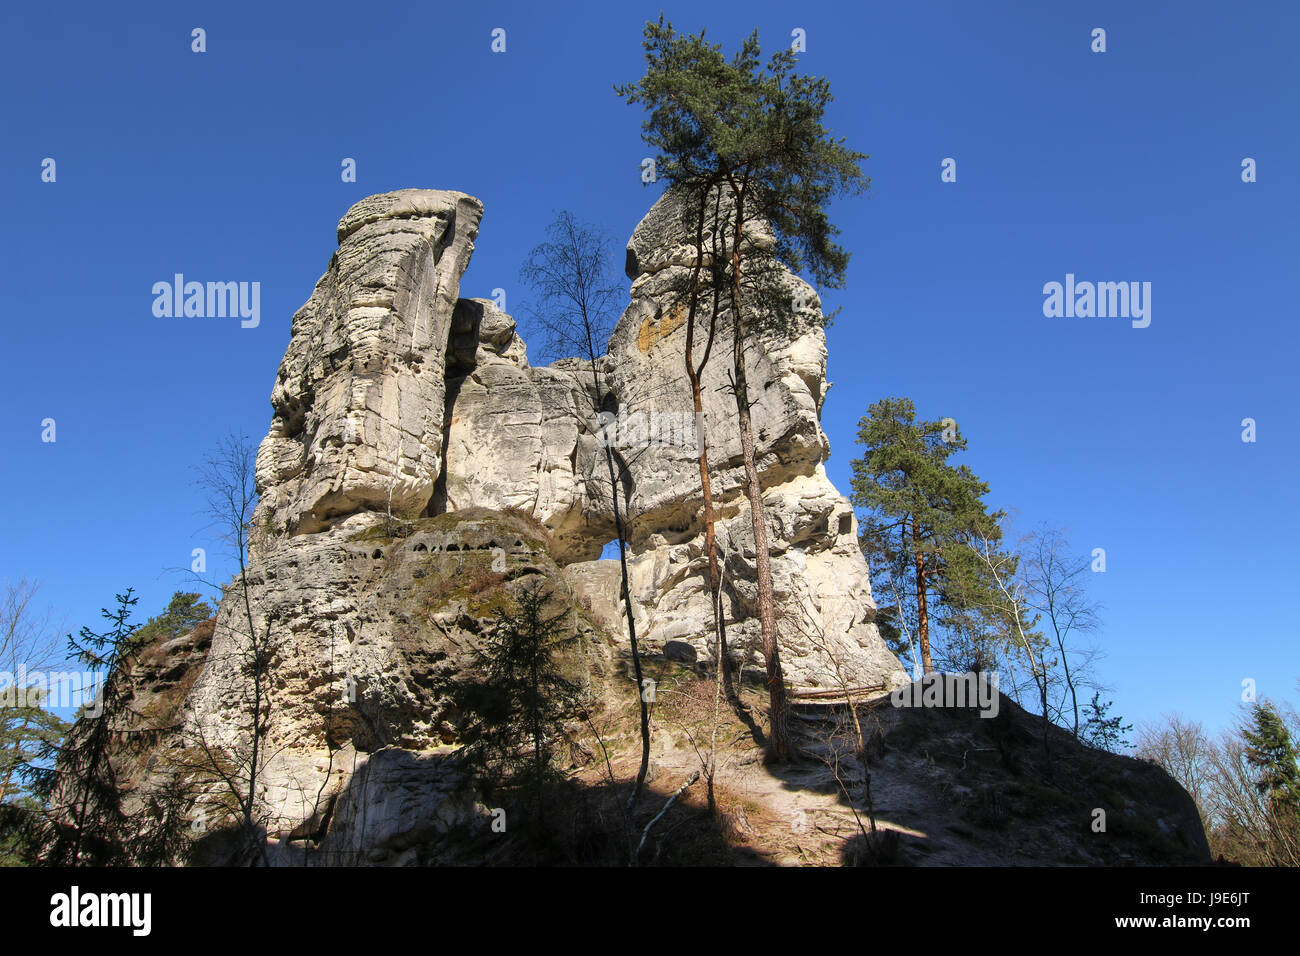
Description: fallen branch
xmin=635 ymin=769 xmax=700 ymax=861
xmin=787 ymin=684 xmax=886 ymax=701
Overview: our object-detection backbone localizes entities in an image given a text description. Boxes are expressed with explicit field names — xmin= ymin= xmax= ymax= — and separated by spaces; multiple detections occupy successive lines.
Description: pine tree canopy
xmin=1244 ymin=702 xmax=1300 ymax=809
xmin=615 ymin=15 xmax=869 ymax=294
xmin=851 ymin=397 xmax=1003 ymax=569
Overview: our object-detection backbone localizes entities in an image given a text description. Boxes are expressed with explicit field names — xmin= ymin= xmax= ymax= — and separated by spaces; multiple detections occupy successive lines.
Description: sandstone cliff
xmin=172 ymin=186 xmax=901 ymax=848
xmin=51 ymin=189 xmax=1209 ymax=866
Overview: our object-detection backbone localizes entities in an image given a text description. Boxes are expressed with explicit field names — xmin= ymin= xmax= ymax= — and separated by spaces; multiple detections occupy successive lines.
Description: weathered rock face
xmin=439 ymin=298 xmax=616 ymax=564
xmin=592 ymin=189 xmax=904 ymax=689
xmin=178 ymin=187 xmax=905 ymax=849
xmin=180 ymin=506 xmax=604 ymax=860
xmin=254 ymin=190 xmax=484 ymax=537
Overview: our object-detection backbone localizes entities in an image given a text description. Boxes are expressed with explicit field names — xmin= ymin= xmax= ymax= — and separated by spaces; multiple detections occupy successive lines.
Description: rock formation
xmin=45 ymin=188 xmax=1212 ymax=867
xmin=158 ymin=186 xmax=906 ymax=850
xmin=252 ymin=187 xmax=903 ymax=680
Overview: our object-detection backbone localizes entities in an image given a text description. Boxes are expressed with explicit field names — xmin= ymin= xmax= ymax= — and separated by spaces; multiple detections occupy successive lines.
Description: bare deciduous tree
xmin=1204 ymin=720 xmax=1300 ymax=866
xmin=1019 ymin=527 xmax=1102 ymax=738
xmin=196 ymin=432 xmax=279 ymax=864
xmin=790 ymin=605 xmax=887 ymax=858
xmin=1135 ymin=713 xmax=1213 ymax=820
xmin=520 ymin=212 xmax=653 ymax=819
xmin=965 ymin=531 xmax=1054 ymax=762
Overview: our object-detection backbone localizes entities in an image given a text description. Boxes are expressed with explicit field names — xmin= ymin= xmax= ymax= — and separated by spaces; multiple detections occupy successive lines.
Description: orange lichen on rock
xmin=637 ymin=304 xmax=687 ymax=352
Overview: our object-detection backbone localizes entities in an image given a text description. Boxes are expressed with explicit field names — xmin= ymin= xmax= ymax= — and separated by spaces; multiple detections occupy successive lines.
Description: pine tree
xmin=134 ymin=591 xmax=212 ymax=647
xmin=30 ymin=590 xmax=143 ymax=864
xmin=0 ymin=687 xmax=67 ymax=806
xmin=454 ymin=582 xmax=582 ymax=844
xmin=1243 ymin=702 xmax=1300 ymax=811
xmin=1080 ymin=692 xmax=1133 ymax=754
xmin=617 ymin=17 xmax=869 ymax=759
xmin=0 ymin=693 xmax=67 ymax=864
xmin=0 ymin=578 xmax=66 ymax=818
xmin=17 ymin=590 xmax=198 ymax=866
xmin=850 ymin=397 xmax=1004 ymax=676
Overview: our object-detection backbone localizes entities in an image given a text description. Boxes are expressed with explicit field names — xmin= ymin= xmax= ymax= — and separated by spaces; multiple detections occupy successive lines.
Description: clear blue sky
xmin=2 ymin=1 xmax=1296 ymax=739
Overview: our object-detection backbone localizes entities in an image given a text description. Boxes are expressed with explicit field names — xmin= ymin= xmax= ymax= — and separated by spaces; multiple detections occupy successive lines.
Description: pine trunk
xmin=732 ymin=336 xmax=790 ymax=760
xmin=726 ymin=183 xmax=790 ymax=759
xmin=913 ymin=519 xmax=933 ymax=675
xmin=722 ymin=180 xmax=790 ymax=764
xmin=690 ymin=382 xmax=728 ymax=686
xmin=683 ymin=187 xmax=730 ymax=695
